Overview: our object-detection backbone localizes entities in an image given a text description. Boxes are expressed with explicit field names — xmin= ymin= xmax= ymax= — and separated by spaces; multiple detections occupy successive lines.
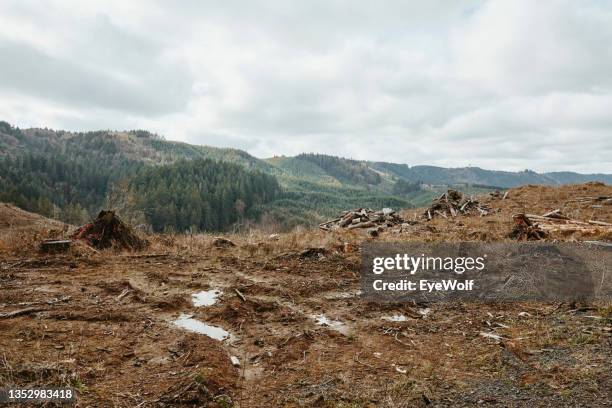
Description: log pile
xmin=509 ymin=209 xmax=612 ymax=239
xmin=520 ymin=209 xmax=612 ymax=235
xmin=319 ymin=208 xmax=404 ymax=233
xmin=567 ymin=195 xmax=612 ymax=208
xmin=424 ymin=190 xmax=493 ymax=220
xmin=71 ymin=210 xmax=148 ymax=250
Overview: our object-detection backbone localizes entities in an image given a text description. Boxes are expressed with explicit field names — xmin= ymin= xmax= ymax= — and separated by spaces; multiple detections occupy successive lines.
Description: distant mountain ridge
xmin=1 ymin=121 xmax=610 ymax=189
xmin=368 ymin=163 xmax=612 ymax=188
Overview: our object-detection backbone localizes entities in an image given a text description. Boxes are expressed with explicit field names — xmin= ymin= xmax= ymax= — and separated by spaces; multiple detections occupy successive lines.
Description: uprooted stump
xmin=212 ymin=237 xmax=236 ymax=248
xmin=71 ymin=210 xmax=148 ymax=250
xmin=509 ymin=213 xmax=547 ymax=241
xmin=299 ymin=247 xmax=329 ymax=259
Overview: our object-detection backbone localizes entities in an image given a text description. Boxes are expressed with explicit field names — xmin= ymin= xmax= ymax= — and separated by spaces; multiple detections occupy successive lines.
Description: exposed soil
xmin=0 ymin=184 xmax=611 ymax=407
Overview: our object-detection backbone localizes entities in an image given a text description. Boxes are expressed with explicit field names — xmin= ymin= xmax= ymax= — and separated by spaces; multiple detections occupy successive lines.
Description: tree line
xmin=0 ymin=153 xmax=280 ymax=231
xmin=124 ymin=159 xmax=281 ymax=232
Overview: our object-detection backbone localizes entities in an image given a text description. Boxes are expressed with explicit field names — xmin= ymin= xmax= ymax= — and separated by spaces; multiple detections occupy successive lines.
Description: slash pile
xmin=319 ymin=208 xmax=404 ymax=233
xmin=424 ymin=190 xmax=493 ymax=220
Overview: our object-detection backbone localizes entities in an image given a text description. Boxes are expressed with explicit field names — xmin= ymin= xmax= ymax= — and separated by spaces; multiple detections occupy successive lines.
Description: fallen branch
xmin=0 ymin=307 xmax=46 ymax=319
xmin=234 ymin=289 xmax=246 ymax=302
xmin=541 ymin=209 xmax=569 ymax=220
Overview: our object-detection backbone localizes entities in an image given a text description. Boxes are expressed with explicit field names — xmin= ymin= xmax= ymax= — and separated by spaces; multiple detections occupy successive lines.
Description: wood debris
xmin=0 ymin=307 xmax=46 ymax=319
xmin=319 ymin=208 xmax=404 ymax=234
xmin=299 ymin=247 xmax=329 ymax=259
xmin=116 ymin=289 xmax=131 ymax=301
xmin=489 ymin=190 xmax=508 ymax=200
xmin=566 ymin=195 xmax=612 ymax=205
xmin=518 ymin=210 xmax=612 ymax=235
xmin=541 ymin=209 xmax=569 ymax=219
xmin=479 ymin=331 xmax=504 ymax=342
xmin=424 ymin=190 xmax=493 ymax=220
xmin=509 ymin=213 xmax=547 ymax=240
xmin=39 ymin=239 xmax=71 ymax=254
xmin=234 ymin=288 xmax=246 ymax=302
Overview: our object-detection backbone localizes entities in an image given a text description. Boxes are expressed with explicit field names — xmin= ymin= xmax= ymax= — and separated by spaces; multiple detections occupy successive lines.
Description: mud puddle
xmin=382 ymin=314 xmax=408 ymax=322
xmin=191 ymin=289 xmax=222 ymax=306
xmin=173 ymin=313 xmax=230 ymax=340
xmin=311 ymin=314 xmax=350 ymax=335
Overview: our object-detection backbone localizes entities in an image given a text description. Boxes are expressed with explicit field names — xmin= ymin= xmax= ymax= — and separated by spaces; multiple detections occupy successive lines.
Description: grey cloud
xmin=0 ymin=38 xmax=192 ymax=115
xmin=0 ymin=0 xmax=611 ymax=173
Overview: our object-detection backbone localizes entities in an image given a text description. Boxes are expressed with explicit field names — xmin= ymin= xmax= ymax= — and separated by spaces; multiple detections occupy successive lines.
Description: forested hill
xmin=0 ymin=121 xmax=271 ymax=172
xmin=2 ymin=121 xmax=610 ymax=190
xmin=1 ymin=121 xmax=610 ymax=231
xmin=0 ymin=122 xmax=281 ymax=229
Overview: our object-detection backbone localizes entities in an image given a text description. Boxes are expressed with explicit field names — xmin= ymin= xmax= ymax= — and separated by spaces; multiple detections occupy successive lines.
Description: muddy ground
xmin=0 ymin=184 xmax=611 ymax=407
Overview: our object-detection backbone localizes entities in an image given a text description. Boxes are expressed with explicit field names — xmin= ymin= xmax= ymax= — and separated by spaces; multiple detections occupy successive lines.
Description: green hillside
xmin=1 ymin=121 xmax=609 ymax=231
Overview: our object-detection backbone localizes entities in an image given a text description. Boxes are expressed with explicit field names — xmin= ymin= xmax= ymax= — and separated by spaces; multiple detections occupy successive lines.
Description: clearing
xmin=0 ymin=183 xmax=611 ymax=407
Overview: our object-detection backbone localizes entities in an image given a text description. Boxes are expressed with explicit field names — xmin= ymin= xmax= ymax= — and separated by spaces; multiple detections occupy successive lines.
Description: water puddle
xmin=173 ymin=314 xmax=229 ymax=340
xmin=311 ymin=314 xmax=350 ymax=335
xmin=382 ymin=314 xmax=408 ymax=322
xmin=192 ymin=289 xmax=222 ymax=307
xmin=418 ymin=308 xmax=432 ymax=317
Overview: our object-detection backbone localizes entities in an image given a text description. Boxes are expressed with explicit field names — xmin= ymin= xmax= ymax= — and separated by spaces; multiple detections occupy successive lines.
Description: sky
xmin=1 ymin=0 xmax=611 ymax=173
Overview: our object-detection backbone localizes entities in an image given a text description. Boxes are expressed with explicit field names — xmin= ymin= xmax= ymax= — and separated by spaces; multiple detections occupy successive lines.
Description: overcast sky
xmin=1 ymin=1 xmax=611 ymax=173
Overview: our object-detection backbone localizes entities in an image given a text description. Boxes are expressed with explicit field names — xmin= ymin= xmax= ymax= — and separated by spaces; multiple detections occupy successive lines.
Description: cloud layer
xmin=1 ymin=0 xmax=611 ymax=173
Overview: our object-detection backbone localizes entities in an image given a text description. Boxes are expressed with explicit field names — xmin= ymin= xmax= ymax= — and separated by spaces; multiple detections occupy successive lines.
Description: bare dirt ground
xmin=0 ymin=184 xmax=611 ymax=407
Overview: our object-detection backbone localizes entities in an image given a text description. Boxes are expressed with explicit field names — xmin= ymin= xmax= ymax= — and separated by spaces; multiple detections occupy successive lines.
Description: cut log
xmin=319 ymin=217 xmax=342 ymax=227
xmin=588 ymin=220 xmax=612 ymax=227
xmin=338 ymin=215 xmax=355 ymax=227
xmin=525 ymin=214 xmax=589 ymax=225
xmin=541 ymin=209 xmax=569 ymax=220
xmin=348 ymin=221 xmax=376 ymax=229
xmin=39 ymin=239 xmax=71 ymax=254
